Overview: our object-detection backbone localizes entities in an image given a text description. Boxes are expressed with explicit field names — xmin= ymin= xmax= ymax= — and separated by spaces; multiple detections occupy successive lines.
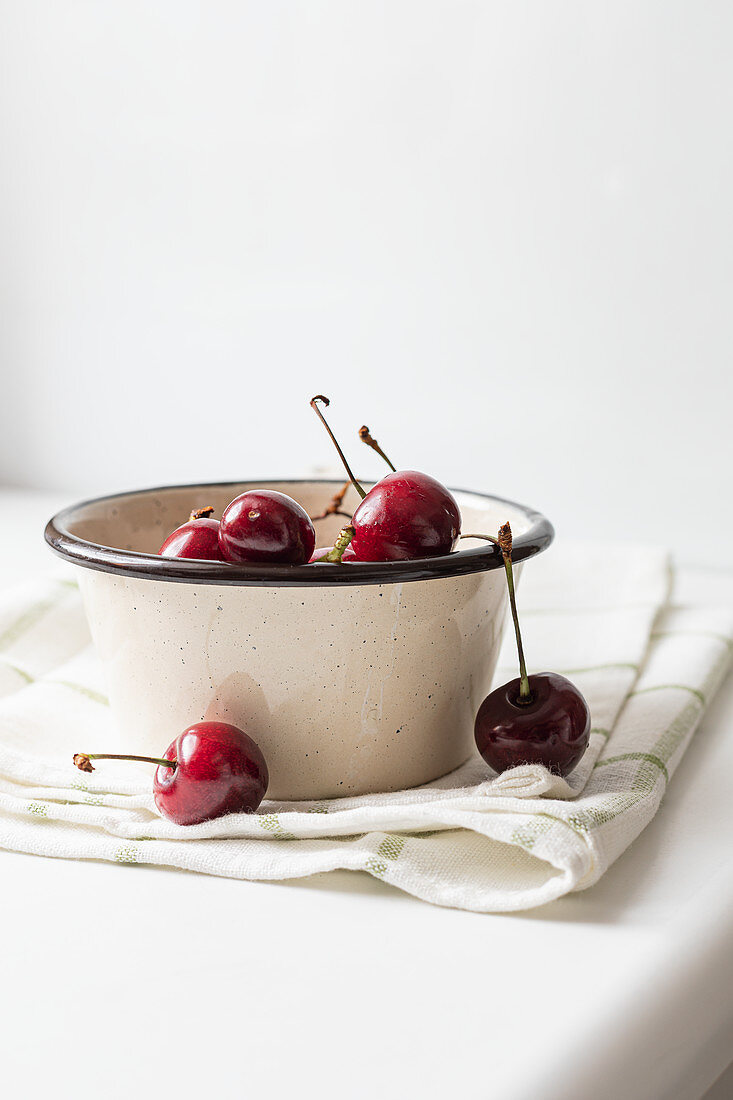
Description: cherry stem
xmin=459 ymin=533 xmax=499 ymax=544
xmin=358 ymin=426 xmax=396 ymax=472
xmin=189 ymin=506 xmax=215 ymax=521
xmin=310 ymin=481 xmax=352 ymax=522
xmin=73 ymin=752 xmax=176 ymax=774
xmin=324 ymin=525 xmax=355 ymax=563
xmin=459 ymin=530 xmax=532 ymax=702
xmin=497 ymin=523 xmax=532 ymax=705
xmin=310 ymin=396 xmax=367 ymax=500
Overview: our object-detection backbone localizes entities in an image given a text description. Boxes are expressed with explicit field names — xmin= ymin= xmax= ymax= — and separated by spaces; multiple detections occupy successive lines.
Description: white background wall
xmin=1 ymin=2 xmax=731 ymax=563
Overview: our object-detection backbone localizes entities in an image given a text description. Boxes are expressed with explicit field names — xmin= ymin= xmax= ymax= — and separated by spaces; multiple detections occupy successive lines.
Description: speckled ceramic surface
xmin=46 ymin=481 xmax=553 ymax=800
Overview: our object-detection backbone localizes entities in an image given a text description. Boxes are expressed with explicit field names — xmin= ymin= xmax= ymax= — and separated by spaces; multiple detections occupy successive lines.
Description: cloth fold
xmin=0 ymin=544 xmax=730 ymax=913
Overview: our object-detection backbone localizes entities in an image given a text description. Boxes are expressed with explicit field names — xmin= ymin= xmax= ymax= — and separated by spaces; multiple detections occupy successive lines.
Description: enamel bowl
xmin=45 ymin=481 xmax=553 ymax=800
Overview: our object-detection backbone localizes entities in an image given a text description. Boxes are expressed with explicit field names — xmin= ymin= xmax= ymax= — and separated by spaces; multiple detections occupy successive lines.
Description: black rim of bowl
xmin=45 ymin=479 xmax=554 ymax=587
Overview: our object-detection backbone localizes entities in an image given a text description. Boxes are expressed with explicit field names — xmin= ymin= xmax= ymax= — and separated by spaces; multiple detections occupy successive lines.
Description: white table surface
xmin=1 ymin=489 xmax=731 ymax=1100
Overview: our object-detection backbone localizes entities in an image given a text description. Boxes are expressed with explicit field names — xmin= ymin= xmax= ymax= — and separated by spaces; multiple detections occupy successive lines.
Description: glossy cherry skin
xmin=219 ymin=490 xmax=316 ymax=565
xmin=474 ymin=672 xmax=591 ymax=777
xmin=154 ymin=721 xmax=268 ymax=825
xmin=308 ymin=545 xmax=357 ymax=563
xmin=349 ymin=470 xmax=461 ymax=561
xmin=159 ymin=517 xmax=224 ymax=561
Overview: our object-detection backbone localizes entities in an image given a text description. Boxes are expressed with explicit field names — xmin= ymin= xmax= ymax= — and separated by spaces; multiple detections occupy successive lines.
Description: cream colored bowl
xmin=45 ymin=481 xmax=553 ymax=800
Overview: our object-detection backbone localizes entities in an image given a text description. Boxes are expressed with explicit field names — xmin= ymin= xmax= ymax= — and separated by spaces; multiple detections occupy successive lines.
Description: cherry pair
xmin=159 ymin=491 xmax=316 ymax=565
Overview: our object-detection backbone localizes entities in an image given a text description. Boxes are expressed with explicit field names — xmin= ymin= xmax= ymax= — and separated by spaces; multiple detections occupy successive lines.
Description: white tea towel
xmin=0 ymin=545 xmax=730 ymax=913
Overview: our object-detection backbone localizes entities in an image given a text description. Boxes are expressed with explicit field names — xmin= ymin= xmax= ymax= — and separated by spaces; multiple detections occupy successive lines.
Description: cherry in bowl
xmin=159 ymin=506 xmax=224 ymax=561
xmin=310 ymin=396 xmax=460 ymax=561
xmin=219 ymin=489 xmax=316 ymax=565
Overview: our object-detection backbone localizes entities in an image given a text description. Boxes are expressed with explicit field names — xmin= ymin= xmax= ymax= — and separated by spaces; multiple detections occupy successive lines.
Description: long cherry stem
xmin=358 ymin=426 xmax=396 ymax=472
xmin=497 ymin=523 xmax=532 ymax=705
xmin=324 ymin=524 xmax=355 ymax=563
xmin=460 ymin=530 xmax=533 ymax=704
xmin=73 ymin=752 xmax=176 ymax=773
xmin=310 ymin=396 xmax=366 ymax=500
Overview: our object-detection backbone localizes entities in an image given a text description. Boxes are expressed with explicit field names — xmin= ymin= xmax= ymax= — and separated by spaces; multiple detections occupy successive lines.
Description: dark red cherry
xmin=309 ymin=397 xmax=461 ymax=561
xmin=475 ymin=672 xmax=590 ymax=776
xmin=219 ymin=490 xmax=316 ymax=565
xmin=350 ymin=470 xmax=460 ymax=561
xmin=73 ymin=720 xmax=269 ymax=826
xmin=153 ymin=721 xmax=268 ymax=824
xmin=473 ymin=523 xmax=590 ymax=777
xmin=159 ymin=506 xmax=224 ymax=561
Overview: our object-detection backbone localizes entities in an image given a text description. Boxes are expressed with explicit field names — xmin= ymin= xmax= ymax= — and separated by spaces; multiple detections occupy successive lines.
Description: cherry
xmin=219 ymin=489 xmax=316 ymax=565
xmin=159 ymin=506 xmax=225 ymax=561
xmin=476 ymin=672 xmax=591 ymax=776
xmin=73 ymin=720 xmax=269 ymax=825
xmin=310 ymin=396 xmax=461 ymax=561
xmin=474 ymin=524 xmax=590 ymax=777
xmin=350 ymin=470 xmax=461 ymax=561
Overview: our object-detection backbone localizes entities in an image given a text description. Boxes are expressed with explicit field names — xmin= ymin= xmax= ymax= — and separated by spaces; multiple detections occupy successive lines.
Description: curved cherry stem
xmin=310 ymin=396 xmax=366 ymax=500
xmin=310 ymin=481 xmax=353 ymax=522
xmin=460 ymin=529 xmax=532 ymax=705
xmin=497 ymin=523 xmax=532 ymax=705
xmin=324 ymin=524 xmax=355 ymax=563
xmin=73 ymin=752 xmax=176 ymax=773
xmin=358 ymin=426 xmax=396 ymax=473
xmin=459 ymin=533 xmax=499 ymax=545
